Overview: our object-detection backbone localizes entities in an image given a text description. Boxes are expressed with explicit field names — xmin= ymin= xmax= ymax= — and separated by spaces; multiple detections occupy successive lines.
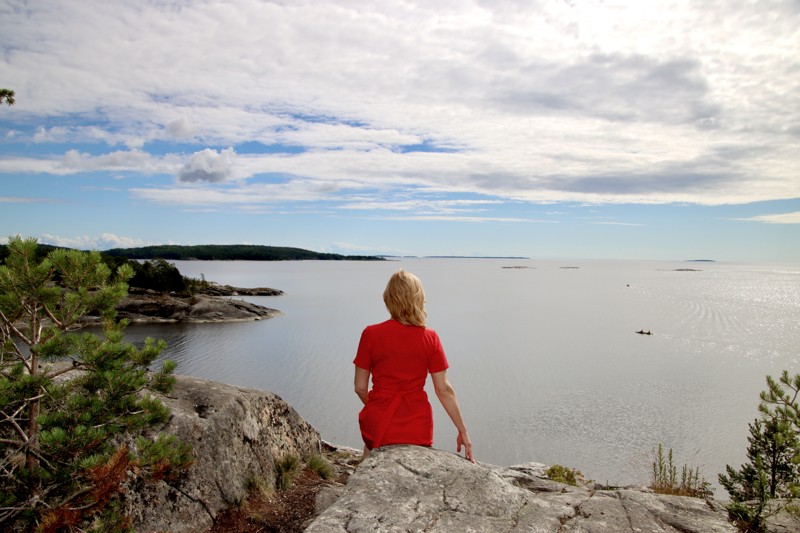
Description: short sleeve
xmin=427 ymin=330 xmax=449 ymax=374
xmin=353 ymin=326 xmax=373 ymax=370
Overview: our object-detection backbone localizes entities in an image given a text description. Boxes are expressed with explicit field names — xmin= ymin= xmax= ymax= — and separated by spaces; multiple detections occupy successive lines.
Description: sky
xmin=0 ymin=0 xmax=798 ymax=262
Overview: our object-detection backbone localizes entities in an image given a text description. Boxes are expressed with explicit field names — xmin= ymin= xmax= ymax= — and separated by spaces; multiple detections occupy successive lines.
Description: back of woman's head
xmin=383 ymin=269 xmax=427 ymax=326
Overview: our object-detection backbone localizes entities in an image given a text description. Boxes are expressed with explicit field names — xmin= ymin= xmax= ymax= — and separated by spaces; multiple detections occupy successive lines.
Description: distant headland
xmin=103 ymin=244 xmax=385 ymax=261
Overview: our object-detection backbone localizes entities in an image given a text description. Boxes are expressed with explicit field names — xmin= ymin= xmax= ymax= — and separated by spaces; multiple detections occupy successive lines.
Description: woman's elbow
xmin=434 ymin=382 xmax=455 ymax=400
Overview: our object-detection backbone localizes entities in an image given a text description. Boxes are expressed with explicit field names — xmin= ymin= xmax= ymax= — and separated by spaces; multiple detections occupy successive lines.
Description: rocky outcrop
xmin=126 ymin=375 xmax=322 ymax=533
xmin=117 ymin=377 xmax=800 ymax=533
xmin=307 ymin=445 xmax=736 ymax=533
xmin=199 ymin=282 xmax=283 ymax=297
xmin=113 ymin=289 xmax=281 ymax=323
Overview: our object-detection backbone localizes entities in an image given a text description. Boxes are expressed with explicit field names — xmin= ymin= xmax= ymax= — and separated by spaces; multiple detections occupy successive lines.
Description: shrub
xmin=650 ymin=443 xmax=712 ymax=499
xmin=545 ymin=464 xmax=581 ymax=486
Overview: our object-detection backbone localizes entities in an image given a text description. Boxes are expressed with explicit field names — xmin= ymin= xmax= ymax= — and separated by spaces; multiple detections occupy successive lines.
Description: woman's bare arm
xmin=354 ymin=365 xmax=370 ymax=405
xmin=431 ymin=370 xmax=473 ymax=462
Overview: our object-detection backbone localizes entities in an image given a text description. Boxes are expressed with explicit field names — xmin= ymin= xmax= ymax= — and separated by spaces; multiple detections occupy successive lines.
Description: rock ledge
xmin=307 ymin=445 xmax=735 ymax=533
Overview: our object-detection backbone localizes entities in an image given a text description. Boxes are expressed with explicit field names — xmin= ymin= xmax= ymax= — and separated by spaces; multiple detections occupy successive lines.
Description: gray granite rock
xmin=307 ymin=445 xmax=736 ymax=533
xmin=111 ymin=290 xmax=281 ymax=323
xmin=126 ymin=375 xmax=322 ymax=533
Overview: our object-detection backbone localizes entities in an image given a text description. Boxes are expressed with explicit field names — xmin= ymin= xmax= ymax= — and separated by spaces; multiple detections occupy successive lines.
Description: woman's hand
xmin=457 ymin=430 xmax=474 ymax=462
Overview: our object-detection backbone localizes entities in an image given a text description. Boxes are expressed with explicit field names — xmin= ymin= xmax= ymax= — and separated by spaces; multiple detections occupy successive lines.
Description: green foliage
xmin=135 ymin=434 xmax=195 ymax=481
xmin=719 ymin=417 xmax=798 ymax=502
xmin=0 ymin=88 xmax=14 ymax=106
xmin=274 ymin=454 xmax=301 ymax=491
xmin=720 ymin=371 xmax=800 ymax=532
xmin=0 ymin=236 xmax=191 ymax=531
xmin=183 ymin=272 xmax=211 ymax=295
xmin=104 ymin=243 xmax=385 ymax=261
xmin=308 ymin=454 xmax=335 ymax=481
xmin=129 ymin=258 xmax=186 ymax=293
xmin=650 ymin=443 xmax=712 ymax=499
xmin=545 ymin=464 xmax=581 ymax=486
xmin=151 ymin=359 xmax=177 ymax=393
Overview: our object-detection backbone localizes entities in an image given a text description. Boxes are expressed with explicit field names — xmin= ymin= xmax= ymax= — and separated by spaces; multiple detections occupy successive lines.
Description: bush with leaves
xmin=0 ymin=236 xmax=193 ymax=532
xmin=720 ymin=372 xmax=800 ymax=531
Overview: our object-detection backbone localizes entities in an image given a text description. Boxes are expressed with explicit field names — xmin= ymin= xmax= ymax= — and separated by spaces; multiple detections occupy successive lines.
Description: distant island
xmin=103 ymin=244 xmax=385 ymax=261
xmin=423 ymin=255 xmax=530 ymax=259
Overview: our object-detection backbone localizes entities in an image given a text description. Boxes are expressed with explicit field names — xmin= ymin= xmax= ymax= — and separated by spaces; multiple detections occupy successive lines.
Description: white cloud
xmin=32 ymin=125 xmax=145 ymax=148
xmin=738 ymin=212 xmax=800 ymax=224
xmin=327 ymin=242 xmax=396 ymax=255
xmin=59 ymin=149 xmax=175 ymax=174
xmin=39 ymin=233 xmax=148 ymax=250
xmin=0 ymin=0 xmax=798 ymax=208
xmin=177 ymin=148 xmax=238 ymax=183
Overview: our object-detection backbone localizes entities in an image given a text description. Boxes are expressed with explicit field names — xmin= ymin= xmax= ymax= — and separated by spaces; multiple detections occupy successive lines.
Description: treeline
xmin=1 ymin=242 xmax=382 ymax=294
xmin=103 ymin=244 xmax=385 ymax=261
xmin=0 ymin=244 xmax=195 ymax=294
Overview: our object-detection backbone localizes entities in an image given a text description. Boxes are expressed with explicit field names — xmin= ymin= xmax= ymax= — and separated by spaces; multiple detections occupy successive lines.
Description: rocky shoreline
xmin=31 ymin=366 xmax=800 ymax=533
xmin=122 ymin=374 xmax=800 ymax=533
xmin=86 ymin=284 xmax=284 ymax=324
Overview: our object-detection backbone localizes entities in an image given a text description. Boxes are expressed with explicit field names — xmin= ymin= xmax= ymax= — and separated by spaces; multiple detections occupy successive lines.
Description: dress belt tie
xmin=370 ymin=387 xmax=424 ymax=449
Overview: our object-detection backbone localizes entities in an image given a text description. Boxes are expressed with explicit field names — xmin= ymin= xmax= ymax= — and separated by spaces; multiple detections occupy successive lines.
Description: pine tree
xmin=0 ymin=236 xmax=193 ymax=531
xmin=720 ymin=417 xmax=798 ymax=499
xmin=720 ymin=372 xmax=800 ymax=531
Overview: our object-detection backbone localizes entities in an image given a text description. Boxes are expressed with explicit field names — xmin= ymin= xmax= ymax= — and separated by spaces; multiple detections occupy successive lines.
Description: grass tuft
xmin=308 ymin=454 xmax=336 ymax=480
xmin=274 ymin=454 xmax=301 ymax=491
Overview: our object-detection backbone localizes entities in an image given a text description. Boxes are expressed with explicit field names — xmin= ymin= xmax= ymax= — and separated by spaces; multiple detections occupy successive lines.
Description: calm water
xmin=122 ymin=259 xmax=799 ymax=492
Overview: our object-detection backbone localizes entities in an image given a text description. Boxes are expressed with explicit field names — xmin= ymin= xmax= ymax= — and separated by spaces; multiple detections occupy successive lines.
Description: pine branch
xmin=2 ymin=405 xmax=32 ymax=442
xmin=0 ymin=307 xmax=34 ymax=353
xmin=45 ymin=360 xmax=81 ymax=380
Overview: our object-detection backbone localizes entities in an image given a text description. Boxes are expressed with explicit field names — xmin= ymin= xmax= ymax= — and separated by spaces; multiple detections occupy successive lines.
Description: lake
xmin=122 ymin=258 xmax=800 ymax=492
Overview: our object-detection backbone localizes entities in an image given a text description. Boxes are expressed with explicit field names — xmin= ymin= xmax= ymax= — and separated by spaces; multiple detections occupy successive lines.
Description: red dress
xmin=354 ymin=319 xmax=449 ymax=450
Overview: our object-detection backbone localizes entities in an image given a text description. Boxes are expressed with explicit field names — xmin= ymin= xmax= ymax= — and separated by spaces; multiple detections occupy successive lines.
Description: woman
xmin=354 ymin=269 xmax=473 ymax=462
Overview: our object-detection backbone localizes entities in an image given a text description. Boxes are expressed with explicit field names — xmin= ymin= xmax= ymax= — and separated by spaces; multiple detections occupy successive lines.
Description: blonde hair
xmin=383 ymin=269 xmax=427 ymax=326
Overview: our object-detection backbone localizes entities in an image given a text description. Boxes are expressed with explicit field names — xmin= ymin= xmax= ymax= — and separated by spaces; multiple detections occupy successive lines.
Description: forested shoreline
xmin=103 ymin=244 xmax=385 ymax=261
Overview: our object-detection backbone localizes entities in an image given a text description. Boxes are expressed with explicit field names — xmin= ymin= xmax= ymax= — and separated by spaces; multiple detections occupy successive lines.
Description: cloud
xmin=33 ymin=125 xmax=144 ymax=149
xmin=0 ymin=197 xmax=45 ymax=203
xmin=0 ymin=0 xmax=798 ymax=209
xmin=592 ymin=221 xmax=645 ymax=227
xmin=166 ymin=116 xmax=197 ymax=139
xmin=490 ymin=54 xmax=718 ymax=124
xmin=385 ymin=215 xmax=536 ymax=223
xmin=738 ymin=212 xmax=800 ymax=224
xmin=61 ymin=149 xmax=164 ymax=171
xmin=340 ymin=198 xmax=504 ymax=213
xmin=40 ymin=233 xmax=148 ymax=250
xmin=177 ymin=148 xmax=237 ymax=183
